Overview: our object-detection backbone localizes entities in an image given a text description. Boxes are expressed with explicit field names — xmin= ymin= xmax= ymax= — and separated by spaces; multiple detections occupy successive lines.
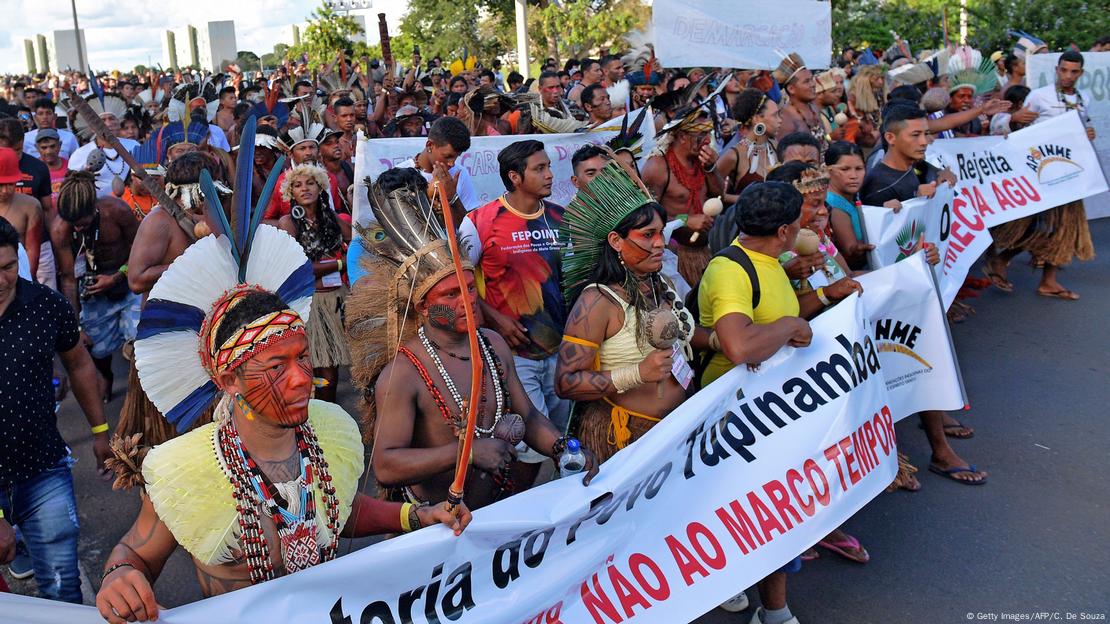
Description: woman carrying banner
xmin=824 ymin=142 xmax=877 ymax=271
xmin=697 ymin=180 xmax=862 ymax=624
xmin=556 ymin=157 xmax=709 ymax=463
xmin=277 ymin=163 xmax=352 ymax=403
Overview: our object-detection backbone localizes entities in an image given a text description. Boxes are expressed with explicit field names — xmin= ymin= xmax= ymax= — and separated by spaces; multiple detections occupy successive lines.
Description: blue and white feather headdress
xmin=133 ymin=116 xmax=312 ymax=432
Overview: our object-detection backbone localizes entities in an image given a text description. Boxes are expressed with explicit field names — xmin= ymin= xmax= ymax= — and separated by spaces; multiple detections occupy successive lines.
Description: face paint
xmin=426 ymin=304 xmax=459 ymax=330
xmin=619 ymin=213 xmax=666 ymax=269
xmin=236 ymin=335 xmax=313 ymax=427
xmin=422 ymin=271 xmax=477 ymax=334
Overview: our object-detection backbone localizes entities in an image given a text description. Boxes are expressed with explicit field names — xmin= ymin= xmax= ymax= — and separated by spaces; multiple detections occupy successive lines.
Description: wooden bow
xmin=434 ymin=180 xmax=482 ymax=515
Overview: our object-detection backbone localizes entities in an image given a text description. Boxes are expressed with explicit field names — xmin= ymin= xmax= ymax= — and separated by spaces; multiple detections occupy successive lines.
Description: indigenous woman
xmin=715 ymin=87 xmax=782 ymax=205
xmin=759 ymin=161 xmax=874 ymax=564
xmin=824 ymin=141 xmax=875 ymax=270
xmin=769 ymin=163 xmax=852 ymax=289
xmin=556 ymin=158 xmax=710 ymax=463
xmin=277 ymin=163 xmax=351 ymax=401
xmin=847 ymin=65 xmax=885 ymax=147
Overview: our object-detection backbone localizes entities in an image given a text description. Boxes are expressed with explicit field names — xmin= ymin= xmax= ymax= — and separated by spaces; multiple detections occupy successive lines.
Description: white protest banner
xmin=352 ymin=110 xmax=655 ymax=226
xmin=652 ymin=0 xmax=831 ymax=70
xmin=929 ymin=112 xmax=1107 ymax=228
xmin=1 ymin=296 xmax=897 ymax=624
xmin=1027 ymin=51 xmax=1110 ymax=219
xmin=858 ymin=190 xmax=949 ymax=270
xmin=857 ymin=254 xmax=967 ymax=418
xmin=857 ymin=185 xmax=974 ymax=307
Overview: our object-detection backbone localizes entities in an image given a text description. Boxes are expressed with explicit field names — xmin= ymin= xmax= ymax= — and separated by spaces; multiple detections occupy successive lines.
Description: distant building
xmin=162 ymin=31 xmax=178 ymax=70
xmin=174 ymin=25 xmax=199 ymax=69
xmin=24 ymin=40 xmax=37 ymax=74
xmin=45 ymin=29 xmax=88 ymax=73
xmin=162 ymin=21 xmax=236 ymax=72
xmin=197 ymin=21 xmax=237 ymax=72
xmin=281 ymin=24 xmax=303 ymax=47
xmin=35 ymin=34 xmax=49 ymax=72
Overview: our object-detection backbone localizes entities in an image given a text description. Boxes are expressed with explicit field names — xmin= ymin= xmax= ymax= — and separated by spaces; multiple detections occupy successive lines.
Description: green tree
xmin=397 ymin=0 xmax=500 ymax=63
xmin=530 ymin=0 xmax=649 ymax=61
xmin=830 ymin=0 xmax=1110 ymax=56
xmin=261 ymin=43 xmax=290 ymax=70
xmin=236 ymin=50 xmax=261 ymax=71
xmin=286 ymin=3 xmax=366 ymax=68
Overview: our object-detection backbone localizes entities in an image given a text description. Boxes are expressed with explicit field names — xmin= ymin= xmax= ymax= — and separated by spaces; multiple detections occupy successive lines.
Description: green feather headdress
xmin=561 ymin=154 xmax=656 ymax=300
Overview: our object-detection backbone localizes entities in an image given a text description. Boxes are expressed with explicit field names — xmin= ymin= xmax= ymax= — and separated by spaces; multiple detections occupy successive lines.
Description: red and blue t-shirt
xmin=459 ymin=198 xmax=567 ymax=360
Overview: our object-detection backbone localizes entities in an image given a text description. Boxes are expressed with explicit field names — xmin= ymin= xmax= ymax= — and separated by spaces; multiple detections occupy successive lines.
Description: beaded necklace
xmin=216 ymin=410 xmax=341 ymax=583
xmin=419 ymin=326 xmax=504 ymax=436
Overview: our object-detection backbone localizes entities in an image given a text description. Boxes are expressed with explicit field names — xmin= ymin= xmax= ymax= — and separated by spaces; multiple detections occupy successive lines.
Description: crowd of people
xmin=0 ymin=23 xmax=1104 ymax=624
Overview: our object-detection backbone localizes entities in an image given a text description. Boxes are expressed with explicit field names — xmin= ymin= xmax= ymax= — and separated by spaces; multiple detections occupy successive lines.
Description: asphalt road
xmin=5 ymin=220 xmax=1109 ymax=623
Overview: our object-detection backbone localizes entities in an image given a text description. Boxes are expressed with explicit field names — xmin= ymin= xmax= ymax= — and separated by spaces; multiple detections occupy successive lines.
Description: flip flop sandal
xmin=981 ymin=268 xmax=1014 ymax=293
xmin=1037 ymin=288 xmax=1080 ymax=300
xmin=928 ymin=463 xmax=987 ymax=485
xmin=918 ymin=420 xmax=975 ymax=439
xmin=818 ymin=535 xmax=871 ymax=563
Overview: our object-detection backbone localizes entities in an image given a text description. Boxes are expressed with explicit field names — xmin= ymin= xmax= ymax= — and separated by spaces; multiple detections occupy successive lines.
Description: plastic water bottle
xmin=558 ymin=438 xmax=586 ymax=478
xmin=52 ymin=376 xmax=61 ymax=413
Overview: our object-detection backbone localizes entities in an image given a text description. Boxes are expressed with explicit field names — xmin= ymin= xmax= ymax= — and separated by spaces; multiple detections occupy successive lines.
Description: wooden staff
xmin=378 ymin=14 xmax=393 ymax=74
xmin=62 ymin=88 xmax=196 ymax=242
xmin=434 ymin=180 xmax=482 ymax=515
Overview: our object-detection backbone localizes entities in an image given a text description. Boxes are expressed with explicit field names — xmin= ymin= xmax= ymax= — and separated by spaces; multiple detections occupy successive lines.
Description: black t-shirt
xmin=0 ymin=279 xmax=81 ymax=486
xmin=17 ymin=152 xmax=51 ymax=201
xmin=859 ymin=160 xmax=940 ymax=206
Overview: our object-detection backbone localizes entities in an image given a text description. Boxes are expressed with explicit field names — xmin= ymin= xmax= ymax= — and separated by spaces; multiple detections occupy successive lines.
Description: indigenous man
xmin=641 ymin=108 xmax=724 ymax=285
xmin=24 ymin=98 xmax=79 ymax=160
xmin=96 ymin=161 xmax=469 ymax=624
xmin=458 ymin=141 xmax=576 ymax=484
xmin=568 ymin=59 xmax=604 ymax=106
xmin=52 ymin=171 xmax=140 ymax=403
xmin=214 ymin=86 xmax=237 ymax=134
xmin=581 ymin=83 xmax=615 ymax=126
xmin=348 ymin=168 xmax=596 ymax=510
xmin=988 ymin=50 xmax=1096 ymax=301
xmin=859 ymin=104 xmax=986 ymax=487
xmin=775 ymin=53 xmax=828 ymax=156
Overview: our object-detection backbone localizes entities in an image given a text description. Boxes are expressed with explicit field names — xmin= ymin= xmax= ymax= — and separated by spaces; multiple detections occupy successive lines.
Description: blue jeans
xmin=1 ymin=456 xmax=83 ymax=603
xmin=512 ymin=353 xmax=573 ymax=463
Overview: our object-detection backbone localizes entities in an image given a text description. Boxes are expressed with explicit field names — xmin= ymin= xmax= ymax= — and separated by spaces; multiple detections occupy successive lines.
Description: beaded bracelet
xmin=102 ymin=562 xmax=137 ymax=580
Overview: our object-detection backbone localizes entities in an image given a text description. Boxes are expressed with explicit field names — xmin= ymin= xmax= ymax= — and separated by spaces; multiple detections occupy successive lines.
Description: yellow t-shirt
xmin=698 ymin=240 xmax=800 ymax=384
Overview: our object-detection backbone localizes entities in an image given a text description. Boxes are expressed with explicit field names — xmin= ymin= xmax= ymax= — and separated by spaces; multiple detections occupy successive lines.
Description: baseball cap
xmin=0 ymin=148 xmax=22 ymax=184
xmin=35 ymin=128 xmax=60 ymax=144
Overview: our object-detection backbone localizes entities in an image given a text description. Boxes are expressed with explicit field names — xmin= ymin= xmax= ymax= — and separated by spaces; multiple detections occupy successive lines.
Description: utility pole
xmin=70 ymin=0 xmax=86 ymax=72
xmin=515 ymin=0 xmax=529 ymax=80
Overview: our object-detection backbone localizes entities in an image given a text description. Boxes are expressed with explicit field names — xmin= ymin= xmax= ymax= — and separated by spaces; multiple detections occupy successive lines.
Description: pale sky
xmin=0 ymin=0 xmax=409 ymax=75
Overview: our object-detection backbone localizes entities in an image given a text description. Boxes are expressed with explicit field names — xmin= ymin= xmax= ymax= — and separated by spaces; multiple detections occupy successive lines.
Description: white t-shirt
xmin=67 ymin=139 xmax=140 ymax=198
xmin=206 ymin=124 xmax=231 ymax=152
xmin=395 ymin=157 xmax=480 ymax=213
xmin=17 ymin=243 xmax=31 ymax=280
xmin=1023 ymin=85 xmax=1092 ymax=124
xmin=23 ymin=128 xmax=80 ymax=159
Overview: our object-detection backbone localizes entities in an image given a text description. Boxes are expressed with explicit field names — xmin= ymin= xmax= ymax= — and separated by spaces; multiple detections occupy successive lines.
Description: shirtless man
xmin=0 ymin=147 xmax=44 ymax=276
xmin=640 ymin=110 xmax=724 ymax=285
xmin=214 ymin=86 xmax=237 ymax=135
xmin=52 ymin=171 xmax=140 ymax=401
xmin=370 ymin=270 xmax=597 ymax=510
xmin=96 ymin=230 xmax=468 ymax=623
xmin=775 ymin=54 xmax=827 ymax=156
xmin=348 ymin=168 xmax=597 ymax=511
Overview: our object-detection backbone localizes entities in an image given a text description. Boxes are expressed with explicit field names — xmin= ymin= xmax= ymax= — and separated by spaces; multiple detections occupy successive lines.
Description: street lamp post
xmin=70 ymin=0 xmax=86 ymax=72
